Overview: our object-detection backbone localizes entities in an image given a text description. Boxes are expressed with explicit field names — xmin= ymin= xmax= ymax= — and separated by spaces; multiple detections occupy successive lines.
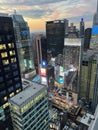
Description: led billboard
xmin=40 ymin=68 xmax=46 ymax=76
xmin=92 ymin=26 xmax=98 ymax=35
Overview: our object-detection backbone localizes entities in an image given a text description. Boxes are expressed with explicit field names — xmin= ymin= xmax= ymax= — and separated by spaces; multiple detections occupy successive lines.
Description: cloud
xmin=0 ymin=0 xmax=97 ymax=31
xmin=0 ymin=0 xmax=67 ymax=6
xmin=19 ymin=8 xmax=54 ymax=18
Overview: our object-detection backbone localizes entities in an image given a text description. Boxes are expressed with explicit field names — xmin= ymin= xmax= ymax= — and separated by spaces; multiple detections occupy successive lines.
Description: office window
xmin=3 ymin=102 xmax=9 ymax=109
xmin=5 ymin=73 xmax=12 ymax=79
xmin=11 ymin=57 xmax=16 ymax=63
xmin=4 ymin=66 xmax=10 ymax=72
xmin=8 ymin=43 xmax=14 ymax=48
xmin=0 ymin=90 xmax=6 ymax=96
xmin=9 ymin=50 xmax=15 ymax=56
xmin=0 ymin=76 xmax=3 ymax=82
xmin=1 ymin=52 xmax=8 ymax=58
xmin=2 ymin=59 xmax=9 ymax=65
xmin=15 ymin=83 xmax=20 ymax=89
xmin=9 ymin=92 xmax=14 ymax=98
xmin=8 ymin=86 xmax=13 ymax=92
xmin=13 ymin=70 xmax=18 ymax=76
xmin=14 ymin=76 xmax=19 ymax=81
xmin=0 ymin=83 xmax=5 ymax=89
xmin=11 ymin=63 xmax=17 ymax=69
xmin=4 ymin=96 xmax=7 ymax=101
xmin=0 ymin=44 xmax=6 ymax=50
xmin=7 ymin=80 xmax=12 ymax=86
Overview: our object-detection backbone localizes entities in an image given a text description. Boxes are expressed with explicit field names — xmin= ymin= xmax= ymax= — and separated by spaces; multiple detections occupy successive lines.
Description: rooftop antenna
xmin=14 ymin=10 xmax=16 ymax=15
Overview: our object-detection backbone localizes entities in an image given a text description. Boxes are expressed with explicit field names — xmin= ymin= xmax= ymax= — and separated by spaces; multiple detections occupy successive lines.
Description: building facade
xmin=9 ymin=83 xmax=50 ymax=130
xmin=11 ymin=14 xmax=36 ymax=78
xmin=84 ymin=28 xmax=92 ymax=50
xmin=0 ymin=14 xmax=22 ymax=130
xmin=80 ymin=18 xmax=85 ymax=38
xmin=46 ymin=19 xmax=68 ymax=57
xmin=80 ymin=50 xmax=97 ymax=100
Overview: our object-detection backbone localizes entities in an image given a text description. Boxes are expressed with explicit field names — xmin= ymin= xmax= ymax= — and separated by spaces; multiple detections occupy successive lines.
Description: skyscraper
xmin=93 ymin=0 xmax=98 ymax=25
xmin=46 ymin=19 xmax=68 ymax=57
xmin=11 ymin=13 xmax=36 ymax=78
xmin=80 ymin=50 xmax=97 ymax=100
xmin=84 ymin=28 xmax=92 ymax=50
xmin=90 ymin=0 xmax=98 ymax=49
xmin=92 ymin=57 xmax=98 ymax=112
xmin=63 ymin=38 xmax=82 ymax=94
xmin=80 ymin=18 xmax=85 ymax=38
xmin=0 ymin=14 xmax=22 ymax=130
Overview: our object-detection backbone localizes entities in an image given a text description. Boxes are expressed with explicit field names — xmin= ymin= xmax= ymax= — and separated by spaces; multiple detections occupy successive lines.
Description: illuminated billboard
xmin=92 ymin=26 xmax=98 ymax=35
xmin=40 ymin=68 xmax=46 ymax=76
xmin=41 ymin=77 xmax=47 ymax=85
xmin=64 ymin=38 xmax=81 ymax=46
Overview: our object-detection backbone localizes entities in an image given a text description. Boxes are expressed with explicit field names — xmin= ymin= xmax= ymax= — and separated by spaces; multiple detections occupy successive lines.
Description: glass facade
xmin=46 ymin=20 xmax=68 ymax=57
xmin=11 ymin=14 xmax=35 ymax=75
xmin=9 ymin=86 xmax=50 ymax=130
xmin=0 ymin=15 xmax=22 ymax=129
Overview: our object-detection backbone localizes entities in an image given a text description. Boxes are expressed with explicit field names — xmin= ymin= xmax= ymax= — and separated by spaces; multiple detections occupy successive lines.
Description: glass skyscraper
xmin=0 ymin=14 xmax=22 ymax=130
xmin=11 ymin=14 xmax=36 ymax=78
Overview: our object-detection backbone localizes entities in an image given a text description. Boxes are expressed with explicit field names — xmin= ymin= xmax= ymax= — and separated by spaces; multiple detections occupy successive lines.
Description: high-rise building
xmin=80 ymin=50 xmax=97 ymax=100
xmin=90 ymin=0 xmax=98 ymax=49
xmin=34 ymin=35 xmax=47 ymax=72
xmin=92 ymin=57 xmax=98 ymax=112
xmin=63 ymin=38 xmax=82 ymax=94
xmin=46 ymin=19 xmax=68 ymax=57
xmin=11 ymin=13 xmax=36 ymax=78
xmin=84 ymin=28 xmax=92 ymax=50
xmin=0 ymin=14 xmax=22 ymax=130
xmin=93 ymin=0 xmax=98 ymax=25
xmin=80 ymin=18 xmax=85 ymax=38
xmin=9 ymin=82 xmax=50 ymax=130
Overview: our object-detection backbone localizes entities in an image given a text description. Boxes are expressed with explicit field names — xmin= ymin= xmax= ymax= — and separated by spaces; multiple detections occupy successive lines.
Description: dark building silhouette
xmin=0 ymin=14 xmax=22 ymax=130
xmin=84 ymin=28 xmax=92 ymax=50
xmin=46 ymin=19 xmax=68 ymax=57
xmin=80 ymin=18 xmax=85 ymax=38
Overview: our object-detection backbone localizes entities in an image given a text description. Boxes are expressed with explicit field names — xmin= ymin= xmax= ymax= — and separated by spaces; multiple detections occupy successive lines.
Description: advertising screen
xmin=92 ymin=26 xmax=98 ymax=35
xmin=41 ymin=77 xmax=47 ymax=85
xmin=40 ymin=68 xmax=46 ymax=76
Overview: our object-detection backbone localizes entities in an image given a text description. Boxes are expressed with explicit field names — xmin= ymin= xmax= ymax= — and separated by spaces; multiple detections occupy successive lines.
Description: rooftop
xmin=80 ymin=113 xmax=94 ymax=126
xmin=9 ymin=82 xmax=46 ymax=107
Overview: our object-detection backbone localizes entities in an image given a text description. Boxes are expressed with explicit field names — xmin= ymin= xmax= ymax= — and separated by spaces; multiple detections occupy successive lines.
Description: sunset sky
xmin=0 ymin=0 xmax=97 ymax=32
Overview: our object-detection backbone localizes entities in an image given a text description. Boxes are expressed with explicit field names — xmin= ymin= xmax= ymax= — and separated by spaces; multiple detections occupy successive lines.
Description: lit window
xmin=16 ymin=89 xmax=21 ymax=93
xmin=2 ymin=59 xmax=9 ymax=65
xmin=11 ymin=58 xmax=16 ymax=63
xmin=9 ymin=50 xmax=15 ymax=56
xmin=9 ymin=92 xmax=14 ymax=97
xmin=8 ymin=43 xmax=14 ymax=48
xmin=0 ymin=44 xmax=6 ymax=50
xmin=1 ymin=52 xmax=8 ymax=58
xmin=3 ymin=102 xmax=9 ymax=109
xmin=4 ymin=96 xmax=7 ymax=101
